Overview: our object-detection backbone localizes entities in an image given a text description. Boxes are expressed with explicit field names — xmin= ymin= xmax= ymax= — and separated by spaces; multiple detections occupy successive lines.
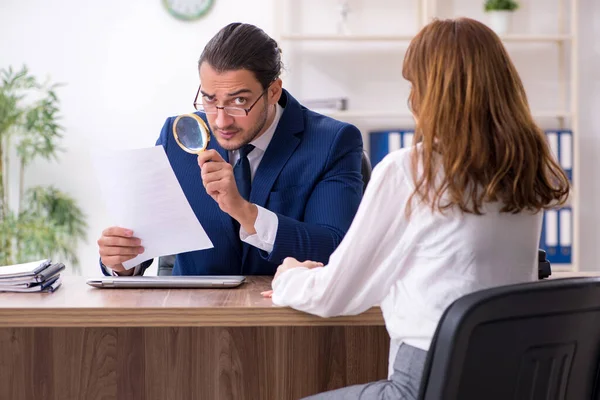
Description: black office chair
xmin=538 ymin=249 xmax=551 ymax=279
xmin=157 ymin=254 xmax=176 ymax=276
xmin=360 ymin=150 xmax=372 ymax=193
xmin=417 ymin=277 xmax=600 ymax=400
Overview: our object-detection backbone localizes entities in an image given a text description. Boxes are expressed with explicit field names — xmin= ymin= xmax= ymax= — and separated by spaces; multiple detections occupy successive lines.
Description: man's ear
xmin=268 ymin=78 xmax=283 ymax=105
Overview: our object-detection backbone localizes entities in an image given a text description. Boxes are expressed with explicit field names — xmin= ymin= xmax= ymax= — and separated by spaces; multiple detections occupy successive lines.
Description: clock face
xmin=163 ymin=0 xmax=215 ymax=21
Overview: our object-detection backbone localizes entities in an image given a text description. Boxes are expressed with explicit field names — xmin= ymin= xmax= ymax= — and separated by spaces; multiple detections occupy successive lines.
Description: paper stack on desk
xmin=0 ymin=259 xmax=64 ymax=292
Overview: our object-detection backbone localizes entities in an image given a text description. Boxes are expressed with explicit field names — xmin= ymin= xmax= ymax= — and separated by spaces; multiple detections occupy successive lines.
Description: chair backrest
xmin=157 ymin=254 xmax=175 ymax=276
xmin=418 ymin=277 xmax=600 ymax=400
xmin=361 ymin=150 xmax=372 ymax=193
xmin=538 ymin=249 xmax=551 ymax=279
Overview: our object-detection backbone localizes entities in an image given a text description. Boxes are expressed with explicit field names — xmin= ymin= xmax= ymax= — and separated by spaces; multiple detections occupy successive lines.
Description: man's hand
xmin=198 ymin=150 xmax=258 ymax=233
xmin=97 ymin=227 xmax=144 ymax=275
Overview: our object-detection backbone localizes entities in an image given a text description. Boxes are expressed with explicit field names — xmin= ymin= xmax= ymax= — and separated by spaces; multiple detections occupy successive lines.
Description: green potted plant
xmin=484 ymin=0 xmax=519 ymax=35
xmin=0 ymin=65 xmax=87 ymax=269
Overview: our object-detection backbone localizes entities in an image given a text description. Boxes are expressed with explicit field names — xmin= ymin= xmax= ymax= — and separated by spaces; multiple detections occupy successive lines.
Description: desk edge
xmin=0 ymin=307 xmax=385 ymax=327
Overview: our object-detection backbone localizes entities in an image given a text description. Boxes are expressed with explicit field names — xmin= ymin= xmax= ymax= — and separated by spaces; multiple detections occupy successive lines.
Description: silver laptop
xmin=86 ymin=275 xmax=246 ymax=289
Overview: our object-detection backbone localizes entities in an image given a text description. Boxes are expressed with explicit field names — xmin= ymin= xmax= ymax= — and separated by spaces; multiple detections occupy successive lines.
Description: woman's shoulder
xmin=376 ymin=146 xmax=418 ymax=176
xmin=366 ymin=147 xmax=416 ymax=192
xmin=378 ymin=146 xmax=413 ymax=168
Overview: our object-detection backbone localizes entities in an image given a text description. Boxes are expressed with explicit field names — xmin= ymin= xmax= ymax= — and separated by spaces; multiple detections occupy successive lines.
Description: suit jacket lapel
xmin=244 ymin=90 xmax=304 ymax=265
xmin=250 ymin=90 xmax=303 ymax=207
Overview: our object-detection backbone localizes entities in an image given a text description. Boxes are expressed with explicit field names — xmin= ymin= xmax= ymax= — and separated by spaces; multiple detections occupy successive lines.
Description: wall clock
xmin=163 ymin=0 xmax=215 ymax=21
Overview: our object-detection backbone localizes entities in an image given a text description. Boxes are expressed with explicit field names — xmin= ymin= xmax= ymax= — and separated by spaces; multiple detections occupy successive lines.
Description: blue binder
xmin=545 ymin=130 xmax=573 ymax=182
xmin=540 ymin=207 xmax=572 ymax=264
xmin=368 ymin=129 xmax=415 ymax=167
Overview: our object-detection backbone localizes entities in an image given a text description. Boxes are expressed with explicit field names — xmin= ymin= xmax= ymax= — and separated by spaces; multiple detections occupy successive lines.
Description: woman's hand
xmin=261 ymin=257 xmax=324 ymax=298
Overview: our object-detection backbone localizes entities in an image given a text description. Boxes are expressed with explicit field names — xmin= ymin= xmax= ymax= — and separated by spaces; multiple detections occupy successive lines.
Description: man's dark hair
xmin=198 ymin=23 xmax=283 ymax=89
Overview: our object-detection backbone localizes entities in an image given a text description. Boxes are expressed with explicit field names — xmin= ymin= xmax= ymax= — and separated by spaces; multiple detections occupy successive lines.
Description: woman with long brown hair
xmin=264 ymin=17 xmax=570 ymax=399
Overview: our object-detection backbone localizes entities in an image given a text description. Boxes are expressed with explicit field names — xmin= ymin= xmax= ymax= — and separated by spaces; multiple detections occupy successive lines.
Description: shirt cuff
xmin=240 ymin=205 xmax=278 ymax=253
xmin=109 ymin=263 xmax=143 ymax=276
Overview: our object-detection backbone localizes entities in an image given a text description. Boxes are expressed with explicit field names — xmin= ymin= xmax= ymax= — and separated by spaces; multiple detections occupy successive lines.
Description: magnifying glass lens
xmin=174 ymin=115 xmax=210 ymax=153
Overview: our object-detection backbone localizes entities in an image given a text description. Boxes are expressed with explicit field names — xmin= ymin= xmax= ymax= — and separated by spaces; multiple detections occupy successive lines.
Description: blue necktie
xmin=234 ymin=144 xmax=255 ymax=201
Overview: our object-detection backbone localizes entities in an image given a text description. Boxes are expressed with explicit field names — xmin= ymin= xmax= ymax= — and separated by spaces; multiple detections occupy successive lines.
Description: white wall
xmin=1 ymin=0 xmax=598 ymax=275
xmin=1 ymin=0 xmax=277 ymax=275
xmin=575 ymin=0 xmax=600 ymax=271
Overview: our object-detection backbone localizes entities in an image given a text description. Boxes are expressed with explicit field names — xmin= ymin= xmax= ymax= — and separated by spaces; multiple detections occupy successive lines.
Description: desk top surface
xmin=0 ymin=271 xmax=598 ymax=328
xmin=0 ymin=276 xmax=384 ymax=328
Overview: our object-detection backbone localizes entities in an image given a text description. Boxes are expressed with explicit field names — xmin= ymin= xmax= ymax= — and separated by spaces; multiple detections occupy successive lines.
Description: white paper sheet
xmin=92 ymin=146 xmax=213 ymax=269
xmin=0 ymin=259 xmax=50 ymax=277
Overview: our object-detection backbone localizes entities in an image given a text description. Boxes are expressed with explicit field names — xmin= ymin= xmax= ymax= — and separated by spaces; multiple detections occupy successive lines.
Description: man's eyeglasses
xmin=193 ymin=85 xmax=268 ymax=117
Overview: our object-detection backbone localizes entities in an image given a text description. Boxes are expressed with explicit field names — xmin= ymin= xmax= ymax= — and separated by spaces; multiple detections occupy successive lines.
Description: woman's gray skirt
xmin=302 ymin=343 xmax=427 ymax=400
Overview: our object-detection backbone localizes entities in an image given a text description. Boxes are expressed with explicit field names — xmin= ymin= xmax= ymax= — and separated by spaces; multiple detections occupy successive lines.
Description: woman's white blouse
xmin=272 ymin=146 xmax=541 ymax=377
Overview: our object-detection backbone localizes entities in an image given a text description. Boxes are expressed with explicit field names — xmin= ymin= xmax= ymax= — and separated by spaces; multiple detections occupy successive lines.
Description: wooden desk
xmin=0 ymin=276 xmax=388 ymax=400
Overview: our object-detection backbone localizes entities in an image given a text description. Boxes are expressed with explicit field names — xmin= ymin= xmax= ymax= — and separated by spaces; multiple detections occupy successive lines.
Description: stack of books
xmin=0 ymin=259 xmax=64 ymax=293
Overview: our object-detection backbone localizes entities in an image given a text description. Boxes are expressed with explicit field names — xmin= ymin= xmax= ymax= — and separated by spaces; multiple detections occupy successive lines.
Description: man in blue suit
xmin=97 ymin=23 xmax=363 ymax=276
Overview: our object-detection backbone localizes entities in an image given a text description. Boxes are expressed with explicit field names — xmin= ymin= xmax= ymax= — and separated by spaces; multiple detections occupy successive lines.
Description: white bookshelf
xmin=275 ymin=0 xmax=579 ymax=271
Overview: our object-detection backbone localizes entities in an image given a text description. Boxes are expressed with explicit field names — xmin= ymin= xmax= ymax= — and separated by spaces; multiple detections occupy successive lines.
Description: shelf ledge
xmin=281 ymin=34 xmax=572 ymax=43
xmin=318 ymin=110 xmax=572 ymax=119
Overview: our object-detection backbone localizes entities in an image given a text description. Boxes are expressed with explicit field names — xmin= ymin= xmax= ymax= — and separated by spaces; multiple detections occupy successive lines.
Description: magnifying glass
xmin=172 ymin=114 xmax=211 ymax=154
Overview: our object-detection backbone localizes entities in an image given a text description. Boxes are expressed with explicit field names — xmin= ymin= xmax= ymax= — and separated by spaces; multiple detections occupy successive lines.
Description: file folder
xmin=545 ymin=131 xmax=559 ymax=165
xmin=403 ymin=131 xmax=414 ymax=148
xmin=557 ymin=207 xmax=572 ymax=264
xmin=545 ymin=130 xmax=573 ymax=182
xmin=0 ymin=260 xmax=65 ymax=293
xmin=540 ymin=207 xmax=572 ymax=264
xmin=369 ymin=129 xmax=415 ymax=167
xmin=541 ymin=130 xmax=573 ymax=265
xmin=541 ymin=209 xmax=559 ymax=259
xmin=559 ymin=130 xmax=573 ymax=181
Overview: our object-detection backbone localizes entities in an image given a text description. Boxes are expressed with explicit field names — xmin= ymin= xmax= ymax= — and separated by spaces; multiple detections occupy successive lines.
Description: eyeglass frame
xmin=193 ymin=84 xmax=270 ymax=117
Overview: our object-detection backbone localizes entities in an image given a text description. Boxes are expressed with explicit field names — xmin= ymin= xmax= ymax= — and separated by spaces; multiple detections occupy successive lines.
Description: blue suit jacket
xmin=103 ymin=90 xmax=363 ymax=276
